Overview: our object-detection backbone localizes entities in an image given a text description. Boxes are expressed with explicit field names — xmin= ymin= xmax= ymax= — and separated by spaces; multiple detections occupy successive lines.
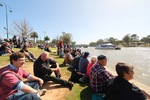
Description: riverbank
xmin=81 ymin=47 xmax=150 ymax=99
xmin=0 ymin=47 xmax=149 ymax=99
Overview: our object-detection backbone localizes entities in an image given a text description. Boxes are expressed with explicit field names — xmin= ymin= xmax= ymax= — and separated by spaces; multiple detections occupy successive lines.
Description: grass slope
xmin=0 ymin=47 xmax=93 ymax=100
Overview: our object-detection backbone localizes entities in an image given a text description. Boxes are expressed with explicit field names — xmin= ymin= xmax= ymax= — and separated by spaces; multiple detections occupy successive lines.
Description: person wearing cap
xmin=90 ymin=55 xmax=113 ymax=93
xmin=106 ymin=62 xmax=148 ymax=100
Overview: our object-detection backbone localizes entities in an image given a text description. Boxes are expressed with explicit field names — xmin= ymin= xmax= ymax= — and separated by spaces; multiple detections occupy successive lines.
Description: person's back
xmin=78 ymin=57 xmax=89 ymax=74
xmin=78 ymin=52 xmax=89 ymax=74
xmin=86 ymin=56 xmax=97 ymax=79
xmin=71 ymin=51 xmax=81 ymax=70
xmin=64 ymin=49 xmax=73 ymax=65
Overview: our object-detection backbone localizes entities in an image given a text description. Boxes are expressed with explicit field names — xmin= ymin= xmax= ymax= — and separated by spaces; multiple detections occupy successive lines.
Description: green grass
xmin=0 ymin=47 xmax=93 ymax=100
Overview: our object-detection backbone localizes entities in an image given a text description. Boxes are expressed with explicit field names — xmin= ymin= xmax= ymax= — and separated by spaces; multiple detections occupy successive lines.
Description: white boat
xmin=95 ymin=43 xmax=121 ymax=50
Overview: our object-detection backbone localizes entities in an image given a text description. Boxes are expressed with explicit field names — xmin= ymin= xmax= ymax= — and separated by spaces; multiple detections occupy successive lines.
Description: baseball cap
xmin=97 ymin=55 xmax=107 ymax=60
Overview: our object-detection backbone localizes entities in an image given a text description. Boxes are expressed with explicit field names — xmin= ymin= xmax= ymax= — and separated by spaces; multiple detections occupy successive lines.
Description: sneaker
xmin=38 ymin=89 xmax=47 ymax=96
xmin=30 ymin=59 xmax=35 ymax=62
xmin=68 ymin=81 xmax=74 ymax=91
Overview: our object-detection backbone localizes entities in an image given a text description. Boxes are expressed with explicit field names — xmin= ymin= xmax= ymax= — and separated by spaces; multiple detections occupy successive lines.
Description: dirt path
xmin=24 ymin=62 xmax=69 ymax=100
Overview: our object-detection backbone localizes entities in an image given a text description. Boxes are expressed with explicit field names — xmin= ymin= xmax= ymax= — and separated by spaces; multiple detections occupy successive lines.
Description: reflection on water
xmin=81 ymin=47 xmax=150 ymax=87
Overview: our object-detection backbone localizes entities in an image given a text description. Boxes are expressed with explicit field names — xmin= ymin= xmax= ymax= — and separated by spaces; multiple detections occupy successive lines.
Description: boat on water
xmin=95 ymin=43 xmax=121 ymax=50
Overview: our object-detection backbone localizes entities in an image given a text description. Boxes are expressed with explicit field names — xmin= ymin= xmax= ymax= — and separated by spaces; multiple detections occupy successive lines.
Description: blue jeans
xmin=8 ymin=81 xmax=41 ymax=100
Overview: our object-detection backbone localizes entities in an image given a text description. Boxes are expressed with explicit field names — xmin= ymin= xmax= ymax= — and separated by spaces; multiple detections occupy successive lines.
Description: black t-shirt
xmin=106 ymin=76 xmax=146 ymax=100
xmin=0 ymin=45 xmax=6 ymax=51
xmin=33 ymin=56 xmax=57 ymax=78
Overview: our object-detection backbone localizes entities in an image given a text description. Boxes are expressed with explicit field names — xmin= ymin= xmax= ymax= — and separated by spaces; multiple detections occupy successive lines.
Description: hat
xmin=97 ymin=55 xmax=106 ymax=60
xmin=83 ymin=52 xmax=89 ymax=58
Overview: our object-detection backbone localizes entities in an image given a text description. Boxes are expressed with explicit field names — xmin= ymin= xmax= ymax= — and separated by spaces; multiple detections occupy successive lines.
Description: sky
xmin=0 ymin=0 xmax=150 ymax=44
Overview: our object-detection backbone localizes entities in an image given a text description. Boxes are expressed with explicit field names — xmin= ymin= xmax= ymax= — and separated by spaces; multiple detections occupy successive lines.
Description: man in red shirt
xmin=59 ymin=39 xmax=63 ymax=48
xmin=0 ymin=52 xmax=46 ymax=100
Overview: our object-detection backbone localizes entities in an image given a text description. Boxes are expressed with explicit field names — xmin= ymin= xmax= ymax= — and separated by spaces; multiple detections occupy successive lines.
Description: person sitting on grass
xmin=59 ymin=48 xmax=65 ymax=58
xmin=90 ymin=55 xmax=114 ymax=93
xmin=20 ymin=44 xmax=36 ymax=62
xmin=78 ymin=52 xmax=89 ymax=75
xmin=86 ymin=56 xmax=97 ymax=79
xmin=106 ymin=62 xmax=149 ymax=100
xmin=44 ymin=44 xmax=51 ymax=52
xmin=33 ymin=51 xmax=74 ymax=90
xmin=0 ymin=52 xmax=47 ymax=100
xmin=64 ymin=48 xmax=74 ymax=67
xmin=0 ymin=41 xmax=14 ymax=56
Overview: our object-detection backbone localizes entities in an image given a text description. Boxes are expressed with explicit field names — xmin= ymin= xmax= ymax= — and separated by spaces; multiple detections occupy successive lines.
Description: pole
xmin=5 ymin=4 xmax=9 ymax=39
xmin=0 ymin=3 xmax=12 ymax=39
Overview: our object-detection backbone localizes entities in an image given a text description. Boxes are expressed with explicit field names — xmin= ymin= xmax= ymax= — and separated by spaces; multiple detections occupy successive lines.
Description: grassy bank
xmin=0 ymin=47 xmax=93 ymax=100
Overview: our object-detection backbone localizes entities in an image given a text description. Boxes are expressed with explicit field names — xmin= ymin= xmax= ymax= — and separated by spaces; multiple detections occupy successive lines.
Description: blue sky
xmin=0 ymin=0 xmax=150 ymax=44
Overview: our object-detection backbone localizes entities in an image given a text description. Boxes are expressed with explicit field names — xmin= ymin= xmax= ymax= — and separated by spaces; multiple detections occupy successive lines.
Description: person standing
xmin=0 ymin=52 xmax=47 ymax=100
xmin=90 ymin=55 xmax=113 ymax=93
xmin=33 ymin=51 xmax=74 ymax=90
xmin=59 ymin=39 xmax=63 ymax=48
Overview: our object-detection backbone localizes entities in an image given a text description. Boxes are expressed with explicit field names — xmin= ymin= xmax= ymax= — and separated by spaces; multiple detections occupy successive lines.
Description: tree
xmin=89 ymin=42 xmax=97 ymax=46
xmin=71 ymin=41 xmax=76 ymax=47
xmin=141 ymin=35 xmax=150 ymax=43
xmin=131 ymin=34 xmax=139 ymax=42
xmin=44 ymin=36 xmax=50 ymax=43
xmin=60 ymin=32 xmax=72 ymax=45
xmin=51 ymin=39 xmax=58 ymax=47
xmin=96 ymin=39 xmax=104 ymax=45
xmin=107 ymin=37 xmax=118 ymax=45
xmin=122 ymin=34 xmax=131 ymax=46
xmin=13 ymin=19 xmax=33 ymax=38
xmin=30 ymin=31 xmax=38 ymax=44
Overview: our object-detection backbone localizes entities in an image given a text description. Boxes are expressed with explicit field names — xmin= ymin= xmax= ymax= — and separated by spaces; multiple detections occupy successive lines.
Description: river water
xmin=80 ymin=47 xmax=150 ymax=87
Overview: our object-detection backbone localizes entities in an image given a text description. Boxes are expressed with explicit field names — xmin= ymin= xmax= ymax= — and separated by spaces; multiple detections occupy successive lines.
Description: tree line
xmin=89 ymin=34 xmax=150 ymax=47
xmin=7 ymin=19 xmax=150 ymax=47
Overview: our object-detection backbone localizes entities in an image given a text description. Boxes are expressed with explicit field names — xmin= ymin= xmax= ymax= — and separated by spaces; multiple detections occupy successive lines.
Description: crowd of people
xmin=59 ymin=39 xmax=149 ymax=100
xmin=0 ymin=38 xmax=149 ymax=100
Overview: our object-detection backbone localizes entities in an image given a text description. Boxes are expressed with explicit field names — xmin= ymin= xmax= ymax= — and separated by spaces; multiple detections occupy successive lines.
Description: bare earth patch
xmin=23 ymin=62 xmax=69 ymax=100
